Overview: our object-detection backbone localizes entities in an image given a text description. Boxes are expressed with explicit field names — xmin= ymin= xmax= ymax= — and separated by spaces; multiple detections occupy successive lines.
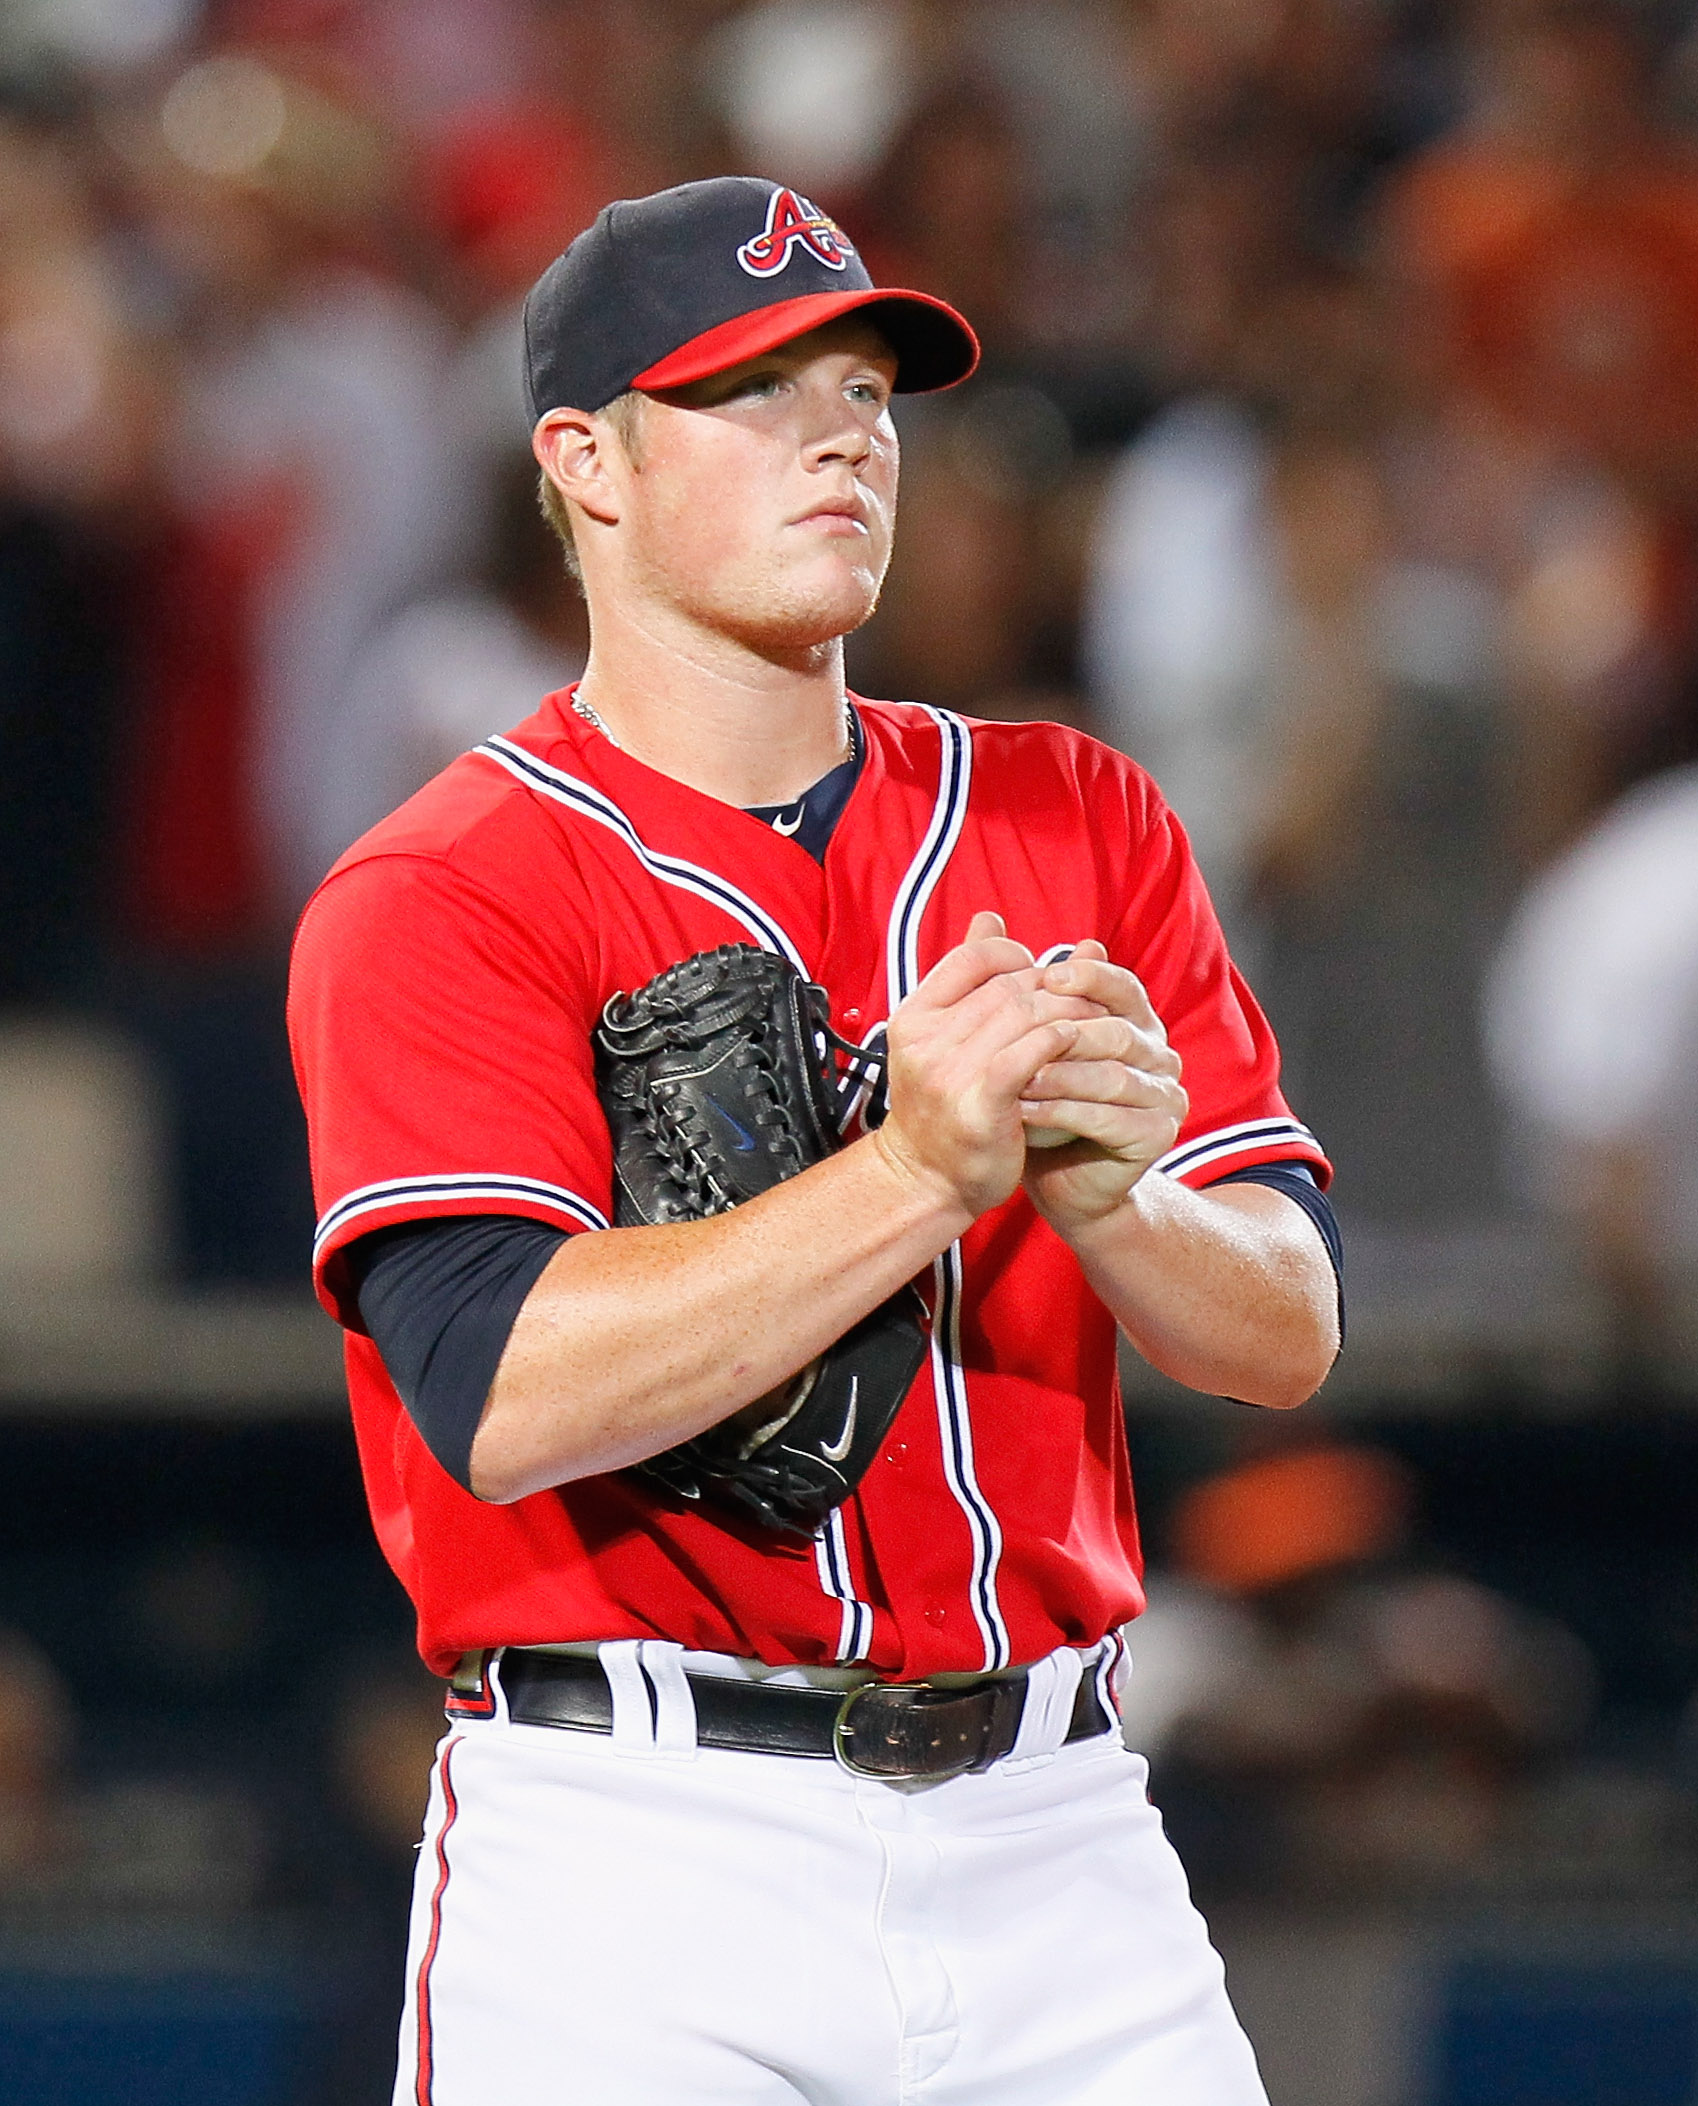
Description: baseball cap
xmin=523 ymin=176 xmax=980 ymax=420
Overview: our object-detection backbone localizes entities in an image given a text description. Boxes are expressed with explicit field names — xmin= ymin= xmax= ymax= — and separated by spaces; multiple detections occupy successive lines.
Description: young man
xmin=289 ymin=177 xmax=1341 ymax=2105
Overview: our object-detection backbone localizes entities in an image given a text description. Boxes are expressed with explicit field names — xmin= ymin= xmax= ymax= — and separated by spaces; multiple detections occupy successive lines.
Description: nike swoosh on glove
xmin=593 ymin=944 xmax=928 ymax=1534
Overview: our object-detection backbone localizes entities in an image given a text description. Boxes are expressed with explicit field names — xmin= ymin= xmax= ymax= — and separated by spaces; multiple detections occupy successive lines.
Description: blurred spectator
xmin=859 ymin=81 xmax=1034 ymax=366
xmin=948 ymin=0 xmax=1148 ymax=362
xmin=850 ymin=377 xmax=1087 ymax=724
xmin=419 ymin=0 xmax=722 ymax=320
xmin=1382 ymin=0 xmax=1698 ymax=861
xmin=0 ymin=100 xmax=153 ymax=1003
xmin=1386 ymin=0 xmax=1698 ymax=495
xmin=1484 ymin=762 xmax=1698 ymax=1374
xmin=127 ymin=48 xmax=466 ymax=914
xmin=0 ymin=1628 xmax=74 ymax=1891
xmin=0 ymin=1618 xmax=264 ymax=1915
xmin=846 ymin=76 xmax=1100 ymax=724
xmin=333 ymin=448 xmax=588 ymax=848
xmin=253 ymin=0 xmax=537 ymax=142
xmin=92 ymin=48 xmax=469 ymax=1277
xmin=1085 ymin=251 xmax=1392 ymax=948
xmin=1124 ymin=1440 xmax=1596 ymax=1893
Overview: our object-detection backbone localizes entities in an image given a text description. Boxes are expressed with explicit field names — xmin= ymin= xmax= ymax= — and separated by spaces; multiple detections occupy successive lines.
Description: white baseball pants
xmin=393 ymin=1643 xmax=1269 ymax=2105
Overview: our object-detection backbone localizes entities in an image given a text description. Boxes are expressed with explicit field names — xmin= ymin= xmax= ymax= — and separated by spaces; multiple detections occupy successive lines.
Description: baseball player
xmin=289 ymin=177 xmax=1342 ymax=2105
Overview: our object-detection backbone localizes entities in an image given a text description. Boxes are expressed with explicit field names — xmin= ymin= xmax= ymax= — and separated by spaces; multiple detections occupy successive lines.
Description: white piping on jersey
xmin=475 ymin=736 xmax=809 ymax=974
xmin=474 ymin=731 xmax=879 ymax=1661
xmin=929 ymin=1244 xmax=1010 ymax=1668
xmin=814 ymin=1510 xmax=874 ymax=1663
xmin=314 ymin=1173 xmax=610 ymax=1262
xmin=834 ymin=1019 xmax=888 ymax=1138
xmin=1153 ymin=1115 xmax=1323 ymax=1185
xmin=886 ymin=707 xmax=973 ymax=1008
xmin=886 ymin=708 xmax=1011 ymax=1673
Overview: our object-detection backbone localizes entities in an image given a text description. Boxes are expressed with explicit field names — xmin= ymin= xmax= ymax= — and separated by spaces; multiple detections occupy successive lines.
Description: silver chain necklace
xmin=571 ymin=691 xmax=619 ymax=746
xmin=571 ymin=690 xmax=856 ymax=768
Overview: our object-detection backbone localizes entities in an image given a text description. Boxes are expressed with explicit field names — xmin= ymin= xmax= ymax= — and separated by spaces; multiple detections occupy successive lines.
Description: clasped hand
xmin=876 ymin=911 xmax=1188 ymax=1232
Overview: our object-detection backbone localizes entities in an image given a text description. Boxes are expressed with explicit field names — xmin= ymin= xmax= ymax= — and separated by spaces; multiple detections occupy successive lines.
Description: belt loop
xmin=1099 ymin=1631 xmax=1129 ymax=1721
xmin=1006 ymin=1645 xmax=1084 ymax=1770
xmin=598 ymin=1639 xmax=657 ymax=1755
xmin=486 ymin=1643 xmax=512 ymax=1725
xmin=446 ymin=1645 xmax=507 ymax=1723
xmin=597 ymin=1639 xmax=699 ymax=1760
xmin=637 ymin=1641 xmax=698 ymax=1761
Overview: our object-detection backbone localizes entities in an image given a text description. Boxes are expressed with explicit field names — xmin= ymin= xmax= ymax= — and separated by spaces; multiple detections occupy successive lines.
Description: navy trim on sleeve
xmin=346 ymin=1215 xmax=568 ymax=1492
xmin=1206 ymin=1160 xmax=1344 ymax=1337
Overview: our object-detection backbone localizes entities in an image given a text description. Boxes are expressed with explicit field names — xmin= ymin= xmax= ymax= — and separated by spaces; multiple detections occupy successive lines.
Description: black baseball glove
xmin=593 ymin=944 xmax=929 ymax=1535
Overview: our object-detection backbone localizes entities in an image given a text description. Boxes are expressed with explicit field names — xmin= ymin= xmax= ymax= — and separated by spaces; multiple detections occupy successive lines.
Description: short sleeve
xmin=288 ymin=851 xmax=612 ymax=1327
xmin=1106 ymin=779 xmax=1331 ymax=1190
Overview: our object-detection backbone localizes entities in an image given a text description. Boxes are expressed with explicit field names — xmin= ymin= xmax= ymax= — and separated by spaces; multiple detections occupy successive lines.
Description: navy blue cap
xmin=523 ymin=176 xmax=979 ymax=419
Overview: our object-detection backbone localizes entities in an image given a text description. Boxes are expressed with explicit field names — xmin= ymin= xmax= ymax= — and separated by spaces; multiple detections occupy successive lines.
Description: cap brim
xmin=630 ymin=288 xmax=980 ymax=395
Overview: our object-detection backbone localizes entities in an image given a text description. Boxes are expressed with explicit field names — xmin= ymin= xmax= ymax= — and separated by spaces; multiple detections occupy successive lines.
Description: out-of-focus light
xmin=7 ymin=0 xmax=199 ymax=71
xmin=703 ymin=0 xmax=916 ymax=197
xmin=161 ymin=55 xmax=287 ymax=181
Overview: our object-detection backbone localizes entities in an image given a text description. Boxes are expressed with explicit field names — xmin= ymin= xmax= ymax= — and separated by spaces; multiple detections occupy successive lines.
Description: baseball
xmin=1026 ymin=1123 xmax=1074 ymax=1148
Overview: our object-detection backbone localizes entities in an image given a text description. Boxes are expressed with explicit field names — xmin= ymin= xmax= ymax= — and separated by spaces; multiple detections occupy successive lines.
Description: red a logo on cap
xmin=737 ymin=188 xmax=852 ymax=278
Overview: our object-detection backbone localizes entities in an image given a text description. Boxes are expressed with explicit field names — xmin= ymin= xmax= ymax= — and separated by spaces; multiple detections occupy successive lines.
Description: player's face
xmin=619 ymin=319 xmax=900 ymax=654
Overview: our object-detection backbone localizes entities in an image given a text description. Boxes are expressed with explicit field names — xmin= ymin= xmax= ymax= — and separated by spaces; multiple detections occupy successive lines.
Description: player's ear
xmin=533 ymin=406 xmax=623 ymax=529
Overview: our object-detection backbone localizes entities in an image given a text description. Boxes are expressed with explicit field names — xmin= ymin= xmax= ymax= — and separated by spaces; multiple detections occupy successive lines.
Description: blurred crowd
xmin=2 ymin=0 xmax=1698 ymax=1354
xmin=1123 ymin=1437 xmax=1614 ymax=1901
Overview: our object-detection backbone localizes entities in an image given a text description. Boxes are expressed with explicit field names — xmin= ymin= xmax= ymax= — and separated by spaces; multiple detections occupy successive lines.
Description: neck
xmin=570 ymin=594 xmax=853 ymax=806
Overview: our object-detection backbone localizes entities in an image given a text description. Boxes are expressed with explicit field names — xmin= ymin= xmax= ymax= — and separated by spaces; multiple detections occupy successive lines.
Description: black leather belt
xmin=493 ymin=1649 xmax=1113 ymax=1782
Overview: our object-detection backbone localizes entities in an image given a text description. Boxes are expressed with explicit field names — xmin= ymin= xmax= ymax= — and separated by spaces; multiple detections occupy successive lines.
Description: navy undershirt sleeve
xmin=348 ymin=1161 xmax=1344 ymax=1497
xmin=1205 ymin=1161 xmax=1344 ymax=1335
xmin=346 ymin=1215 xmax=567 ymax=1492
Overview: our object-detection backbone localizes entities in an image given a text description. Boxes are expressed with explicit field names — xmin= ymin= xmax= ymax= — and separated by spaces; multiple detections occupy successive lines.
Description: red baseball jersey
xmin=288 ymin=691 xmax=1329 ymax=1679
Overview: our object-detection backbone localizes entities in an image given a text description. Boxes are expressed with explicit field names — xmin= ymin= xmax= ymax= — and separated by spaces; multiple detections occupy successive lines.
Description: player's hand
xmin=875 ymin=912 xmax=1106 ymax=1220
xmin=1017 ymin=942 xmax=1188 ymax=1230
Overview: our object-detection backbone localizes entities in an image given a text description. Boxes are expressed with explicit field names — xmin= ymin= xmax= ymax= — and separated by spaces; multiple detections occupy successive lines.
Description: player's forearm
xmin=1064 ymin=1178 xmax=1338 ymax=1408
xmin=468 ymin=1132 xmax=968 ymax=1502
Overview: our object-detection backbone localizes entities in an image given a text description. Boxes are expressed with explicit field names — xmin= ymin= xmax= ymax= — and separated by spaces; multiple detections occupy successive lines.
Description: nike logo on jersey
xmin=704 ymin=1097 xmax=758 ymax=1152
xmin=821 ymin=1377 xmax=859 ymax=1463
xmin=770 ymin=807 xmax=804 ymax=836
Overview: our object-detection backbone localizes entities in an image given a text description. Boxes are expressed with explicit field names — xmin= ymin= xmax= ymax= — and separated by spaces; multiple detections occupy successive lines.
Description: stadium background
xmin=3 ymin=0 xmax=1698 ymax=2098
